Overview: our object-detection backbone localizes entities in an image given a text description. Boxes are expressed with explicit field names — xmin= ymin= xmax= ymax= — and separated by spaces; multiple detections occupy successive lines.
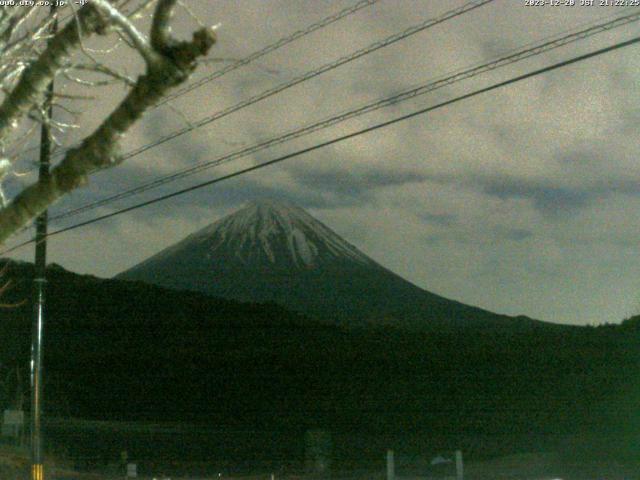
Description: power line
xmin=98 ymin=1 xmax=496 ymax=162
xmin=4 ymin=34 xmax=638 ymax=256
xmin=48 ymin=0 xmax=494 ymax=219
xmin=4 ymin=0 xmax=495 ymax=242
xmin=50 ymin=9 xmax=640 ymax=222
xmin=156 ymin=0 xmax=381 ymax=107
xmin=16 ymin=0 xmax=380 ymax=161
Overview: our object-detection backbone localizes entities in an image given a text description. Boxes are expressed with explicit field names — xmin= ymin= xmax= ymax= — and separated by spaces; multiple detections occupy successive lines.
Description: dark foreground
xmin=2 ymin=432 xmax=640 ymax=480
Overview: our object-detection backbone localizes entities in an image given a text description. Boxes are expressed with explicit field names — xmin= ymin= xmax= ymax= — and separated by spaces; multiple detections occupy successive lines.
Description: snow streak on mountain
xmin=184 ymin=199 xmax=374 ymax=269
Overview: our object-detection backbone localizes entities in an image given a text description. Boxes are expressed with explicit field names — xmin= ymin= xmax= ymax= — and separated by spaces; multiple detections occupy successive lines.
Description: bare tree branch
xmin=0 ymin=4 xmax=108 ymax=150
xmin=126 ymin=0 xmax=158 ymax=21
xmin=66 ymin=63 xmax=136 ymax=87
xmin=90 ymin=0 xmax=158 ymax=65
xmin=0 ymin=1 xmax=217 ymax=244
xmin=151 ymin=0 xmax=177 ymax=51
xmin=0 ymin=7 xmax=39 ymax=50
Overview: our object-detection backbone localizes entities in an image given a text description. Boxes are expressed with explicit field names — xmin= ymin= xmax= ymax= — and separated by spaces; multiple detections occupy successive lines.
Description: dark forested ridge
xmin=0 ymin=259 xmax=638 ymax=461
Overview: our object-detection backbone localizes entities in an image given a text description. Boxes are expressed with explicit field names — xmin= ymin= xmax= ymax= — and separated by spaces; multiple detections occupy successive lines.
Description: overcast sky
xmin=4 ymin=0 xmax=640 ymax=325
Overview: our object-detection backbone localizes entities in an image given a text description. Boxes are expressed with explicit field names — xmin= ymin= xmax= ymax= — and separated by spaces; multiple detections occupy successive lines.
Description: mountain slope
xmin=118 ymin=199 xmax=542 ymax=330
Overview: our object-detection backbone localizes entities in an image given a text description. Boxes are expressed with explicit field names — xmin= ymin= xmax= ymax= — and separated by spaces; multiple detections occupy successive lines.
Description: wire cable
xmin=25 ymin=0 xmax=491 ymax=165
xmin=50 ymin=9 xmax=640 ymax=221
xmin=15 ymin=0 xmax=381 ymax=161
xmin=91 ymin=0 xmax=496 ymax=162
xmin=3 ymin=33 xmax=638 ymax=256
xmin=155 ymin=0 xmax=381 ymax=107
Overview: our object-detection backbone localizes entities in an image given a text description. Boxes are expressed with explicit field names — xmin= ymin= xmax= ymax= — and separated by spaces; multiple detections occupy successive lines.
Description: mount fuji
xmin=118 ymin=199 xmax=540 ymax=330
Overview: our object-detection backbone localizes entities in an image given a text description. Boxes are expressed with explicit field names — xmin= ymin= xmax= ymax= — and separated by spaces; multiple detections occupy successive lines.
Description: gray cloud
xmin=494 ymin=226 xmax=534 ymax=241
xmin=288 ymin=165 xmax=427 ymax=201
xmin=556 ymin=148 xmax=601 ymax=166
xmin=480 ymin=176 xmax=595 ymax=217
xmin=473 ymin=170 xmax=640 ymax=219
xmin=417 ymin=212 xmax=457 ymax=226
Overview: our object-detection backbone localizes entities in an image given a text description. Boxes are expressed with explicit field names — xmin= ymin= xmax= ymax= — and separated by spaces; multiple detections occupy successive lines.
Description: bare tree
xmin=0 ymin=0 xmax=217 ymax=244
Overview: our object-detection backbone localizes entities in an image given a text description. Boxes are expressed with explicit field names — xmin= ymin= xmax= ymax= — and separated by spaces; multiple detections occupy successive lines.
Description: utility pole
xmin=31 ymin=6 xmax=56 ymax=480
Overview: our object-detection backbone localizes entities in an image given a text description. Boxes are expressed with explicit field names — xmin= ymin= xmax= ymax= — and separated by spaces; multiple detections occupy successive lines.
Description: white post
xmin=126 ymin=463 xmax=137 ymax=478
xmin=455 ymin=450 xmax=464 ymax=480
xmin=386 ymin=449 xmax=395 ymax=480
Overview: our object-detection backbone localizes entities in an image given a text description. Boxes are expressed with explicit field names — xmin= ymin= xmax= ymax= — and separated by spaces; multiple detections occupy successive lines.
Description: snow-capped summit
xmin=187 ymin=198 xmax=374 ymax=269
xmin=118 ymin=199 xmax=534 ymax=329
